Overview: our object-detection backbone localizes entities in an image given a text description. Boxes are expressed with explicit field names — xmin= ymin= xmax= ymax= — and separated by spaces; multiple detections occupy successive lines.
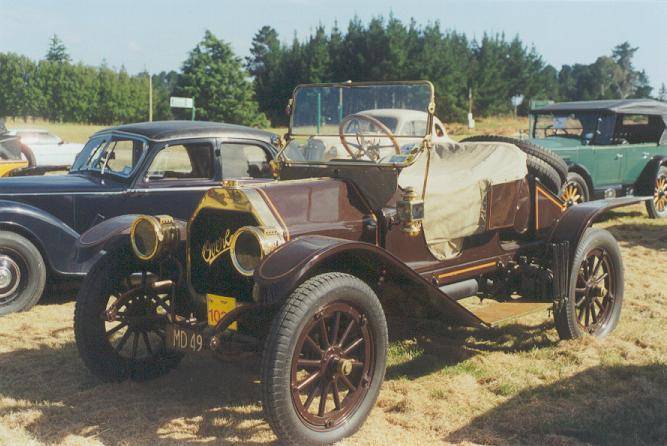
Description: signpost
xmin=170 ymin=97 xmax=196 ymax=120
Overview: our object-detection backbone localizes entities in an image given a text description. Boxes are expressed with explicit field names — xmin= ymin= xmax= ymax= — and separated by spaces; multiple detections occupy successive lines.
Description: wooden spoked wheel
xmin=290 ymin=301 xmax=374 ymax=430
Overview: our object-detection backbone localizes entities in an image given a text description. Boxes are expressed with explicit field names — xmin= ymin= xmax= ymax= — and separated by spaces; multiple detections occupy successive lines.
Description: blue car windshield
xmin=71 ymin=135 xmax=148 ymax=178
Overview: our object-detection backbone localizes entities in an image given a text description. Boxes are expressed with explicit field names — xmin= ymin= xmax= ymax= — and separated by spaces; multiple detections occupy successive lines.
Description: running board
xmin=464 ymin=298 xmax=552 ymax=327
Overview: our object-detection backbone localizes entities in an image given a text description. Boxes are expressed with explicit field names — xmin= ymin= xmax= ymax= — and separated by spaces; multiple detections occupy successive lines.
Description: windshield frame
xmin=70 ymin=132 xmax=150 ymax=180
xmin=288 ymin=81 xmax=435 ymax=137
xmin=282 ymin=81 xmax=436 ymax=167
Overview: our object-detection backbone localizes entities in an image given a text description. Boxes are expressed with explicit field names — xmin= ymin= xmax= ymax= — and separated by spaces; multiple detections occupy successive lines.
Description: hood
xmin=529 ymin=137 xmax=583 ymax=151
xmin=0 ymin=173 xmax=124 ymax=195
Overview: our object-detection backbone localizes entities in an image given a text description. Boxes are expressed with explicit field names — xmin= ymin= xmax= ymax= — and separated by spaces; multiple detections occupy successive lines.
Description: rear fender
xmin=548 ymin=196 xmax=650 ymax=256
xmin=0 ymin=200 xmax=79 ymax=275
xmin=635 ymin=155 xmax=667 ymax=195
xmin=254 ymin=235 xmax=484 ymax=327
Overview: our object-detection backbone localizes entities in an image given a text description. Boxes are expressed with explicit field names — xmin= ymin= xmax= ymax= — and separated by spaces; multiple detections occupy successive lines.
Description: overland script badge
xmin=201 ymin=229 xmax=233 ymax=266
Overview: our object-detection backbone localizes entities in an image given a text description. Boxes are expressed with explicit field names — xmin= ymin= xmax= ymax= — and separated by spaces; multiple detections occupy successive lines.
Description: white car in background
xmin=301 ymin=109 xmax=455 ymax=161
xmin=7 ymin=128 xmax=84 ymax=167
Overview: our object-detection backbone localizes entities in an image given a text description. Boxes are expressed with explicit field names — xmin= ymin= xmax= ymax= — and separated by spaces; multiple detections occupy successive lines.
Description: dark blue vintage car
xmin=0 ymin=121 xmax=278 ymax=315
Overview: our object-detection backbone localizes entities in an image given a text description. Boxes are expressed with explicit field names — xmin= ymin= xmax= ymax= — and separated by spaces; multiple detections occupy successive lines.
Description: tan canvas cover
xmin=399 ymin=142 xmax=527 ymax=260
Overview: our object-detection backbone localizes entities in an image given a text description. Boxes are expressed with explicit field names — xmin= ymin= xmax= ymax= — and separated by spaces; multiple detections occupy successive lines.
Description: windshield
xmin=532 ymin=112 xmax=601 ymax=140
xmin=286 ymin=82 xmax=434 ymax=165
xmin=71 ymin=135 xmax=148 ymax=178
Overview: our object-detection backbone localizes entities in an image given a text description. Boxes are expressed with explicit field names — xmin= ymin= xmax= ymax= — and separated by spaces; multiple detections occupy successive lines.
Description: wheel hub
xmin=0 ymin=255 xmax=21 ymax=300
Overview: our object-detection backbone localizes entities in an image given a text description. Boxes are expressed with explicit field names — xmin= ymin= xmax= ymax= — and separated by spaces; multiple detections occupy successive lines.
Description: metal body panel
xmin=255 ymin=235 xmax=484 ymax=327
xmin=547 ymin=196 xmax=651 ymax=259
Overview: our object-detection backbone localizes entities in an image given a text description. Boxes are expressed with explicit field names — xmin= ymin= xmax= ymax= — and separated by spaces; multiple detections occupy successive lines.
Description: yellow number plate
xmin=207 ymin=294 xmax=237 ymax=330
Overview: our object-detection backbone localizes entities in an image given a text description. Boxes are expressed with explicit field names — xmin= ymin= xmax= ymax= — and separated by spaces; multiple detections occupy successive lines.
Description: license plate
xmin=207 ymin=294 xmax=237 ymax=330
xmin=166 ymin=324 xmax=205 ymax=353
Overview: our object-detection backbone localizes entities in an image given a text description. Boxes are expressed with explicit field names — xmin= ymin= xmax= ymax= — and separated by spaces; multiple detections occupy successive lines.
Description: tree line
xmin=0 ymin=18 xmax=660 ymax=128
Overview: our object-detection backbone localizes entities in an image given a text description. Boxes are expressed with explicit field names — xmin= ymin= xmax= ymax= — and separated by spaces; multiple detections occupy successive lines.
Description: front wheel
xmin=554 ymin=228 xmax=624 ymax=340
xmin=646 ymin=166 xmax=667 ymax=219
xmin=261 ymin=272 xmax=388 ymax=446
xmin=74 ymin=254 xmax=182 ymax=382
xmin=0 ymin=231 xmax=46 ymax=316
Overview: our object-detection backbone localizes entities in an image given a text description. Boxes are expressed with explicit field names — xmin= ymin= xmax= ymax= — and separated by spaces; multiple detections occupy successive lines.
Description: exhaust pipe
xmin=439 ymin=279 xmax=479 ymax=300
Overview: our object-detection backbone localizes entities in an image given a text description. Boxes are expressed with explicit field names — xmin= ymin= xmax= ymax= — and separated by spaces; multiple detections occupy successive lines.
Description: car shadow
xmin=446 ymin=363 xmax=667 ymax=445
xmin=605 ymin=222 xmax=667 ymax=251
xmin=385 ymin=317 xmax=557 ymax=380
xmin=0 ymin=343 xmax=277 ymax=445
xmin=594 ymin=207 xmax=646 ymax=223
xmin=0 ymin=316 xmax=561 ymax=445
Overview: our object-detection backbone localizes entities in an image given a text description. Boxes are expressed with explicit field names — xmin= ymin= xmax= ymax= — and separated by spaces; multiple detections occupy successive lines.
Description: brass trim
xmin=187 ymin=185 xmax=289 ymax=281
xmin=130 ymin=215 xmax=178 ymax=262
xmin=535 ymin=184 xmax=566 ymax=229
xmin=437 ymin=261 xmax=497 ymax=280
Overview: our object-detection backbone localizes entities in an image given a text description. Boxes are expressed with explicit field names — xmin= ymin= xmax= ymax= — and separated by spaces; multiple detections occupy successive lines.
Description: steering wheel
xmin=338 ymin=113 xmax=401 ymax=161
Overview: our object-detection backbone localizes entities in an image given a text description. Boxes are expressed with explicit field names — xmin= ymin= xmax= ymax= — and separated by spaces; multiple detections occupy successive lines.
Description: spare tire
xmin=527 ymin=155 xmax=561 ymax=195
xmin=461 ymin=135 xmax=568 ymax=185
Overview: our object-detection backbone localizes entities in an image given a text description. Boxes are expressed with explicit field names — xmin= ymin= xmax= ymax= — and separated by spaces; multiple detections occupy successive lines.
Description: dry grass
xmin=3 ymin=116 xmax=526 ymax=145
xmin=5 ymin=119 xmax=107 ymax=144
xmin=1 ymin=205 xmax=665 ymax=445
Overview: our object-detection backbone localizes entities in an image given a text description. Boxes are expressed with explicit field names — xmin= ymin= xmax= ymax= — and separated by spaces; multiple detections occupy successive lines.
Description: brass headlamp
xmin=230 ymin=226 xmax=284 ymax=276
xmin=130 ymin=215 xmax=180 ymax=262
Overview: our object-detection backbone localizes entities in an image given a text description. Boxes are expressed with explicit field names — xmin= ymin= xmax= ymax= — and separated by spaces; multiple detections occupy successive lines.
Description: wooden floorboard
xmin=467 ymin=299 xmax=552 ymax=326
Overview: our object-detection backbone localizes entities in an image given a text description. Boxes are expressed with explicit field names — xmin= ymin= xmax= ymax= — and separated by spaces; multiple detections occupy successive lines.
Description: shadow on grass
xmin=447 ymin=363 xmax=667 ymax=445
xmin=385 ymin=318 xmax=557 ymax=380
xmin=594 ymin=208 xmax=646 ymax=223
xmin=0 ymin=342 xmax=276 ymax=445
xmin=604 ymin=222 xmax=667 ymax=251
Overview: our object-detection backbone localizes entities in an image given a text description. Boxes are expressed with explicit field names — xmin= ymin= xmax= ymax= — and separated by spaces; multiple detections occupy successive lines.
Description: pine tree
xmin=45 ymin=34 xmax=71 ymax=64
xmin=175 ymin=30 xmax=268 ymax=127
xmin=658 ymin=83 xmax=667 ymax=102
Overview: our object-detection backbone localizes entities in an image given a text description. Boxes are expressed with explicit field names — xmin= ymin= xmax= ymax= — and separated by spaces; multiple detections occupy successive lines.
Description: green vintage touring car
xmin=528 ymin=99 xmax=667 ymax=218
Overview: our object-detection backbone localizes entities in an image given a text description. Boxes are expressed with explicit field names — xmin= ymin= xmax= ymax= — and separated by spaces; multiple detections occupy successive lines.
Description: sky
xmin=1 ymin=0 xmax=666 ymax=90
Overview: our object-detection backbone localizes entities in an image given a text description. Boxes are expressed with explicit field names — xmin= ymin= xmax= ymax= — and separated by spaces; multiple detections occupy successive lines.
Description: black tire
xmin=646 ymin=166 xmax=667 ymax=219
xmin=261 ymin=272 xmax=388 ymax=446
xmin=527 ymin=155 xmax=562 ymax=195
xmin=460 ymin=135 xmax=569 ymax=184
xmin=554 ymin=228 xmax=624 ymax=340
xmin=560 ymin=172 xmax=590 ymax=206
xmin=19 ymin=143 xmax=36 ymax=167
xmin=0 ymin=231 xmax=46 ymax=316
xmin=74 ymin=253 xmax=182 ymax=382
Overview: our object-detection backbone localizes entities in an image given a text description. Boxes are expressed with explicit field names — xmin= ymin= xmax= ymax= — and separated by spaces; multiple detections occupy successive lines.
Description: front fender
xmin=255 ymin=235 xmax=483 ymax=327
xmin=73 ymin=215 xmax=188 ymax=274
xmin=548 ymin=196 xmax=650 ymax=257
xmin=0 ymin=199 xmax=79 ymax=275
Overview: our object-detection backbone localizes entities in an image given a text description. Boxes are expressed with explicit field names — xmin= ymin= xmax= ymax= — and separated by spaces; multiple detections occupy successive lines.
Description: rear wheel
xmin=554 ymin=228 xmax=624 ymax=340
xmin=0 ymin=231 xmax=46 ymax=316
xmin=560 ymin=172 xmax=590 ymax=207
xmin=74 ymin=254 xmax=182 ymax=382
xmin=646 ymin=166 xmax=667 ymax=219
xmin=262 ymin=272 xmax=387 ymax=446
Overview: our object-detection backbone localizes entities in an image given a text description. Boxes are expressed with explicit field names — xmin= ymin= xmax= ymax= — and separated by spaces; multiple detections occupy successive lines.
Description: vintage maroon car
xmin=74 ymin=82 xmax=648 ymax=445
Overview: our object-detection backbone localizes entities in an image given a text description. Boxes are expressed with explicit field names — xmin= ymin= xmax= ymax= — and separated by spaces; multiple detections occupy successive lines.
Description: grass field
xmin=0 ymin=119 xmax=665 ymax=445
xmin=5 ymin=116 xmax=528 ymax=144
xmin=0 ymin=211 xmax=665 ymax=445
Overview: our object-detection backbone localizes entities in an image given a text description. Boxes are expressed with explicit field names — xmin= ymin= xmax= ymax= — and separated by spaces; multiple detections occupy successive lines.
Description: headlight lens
xmin=130 ymin=215 xmax=179 ymax=261
xmin=230 ymin=226 xmax=282 ymax=276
